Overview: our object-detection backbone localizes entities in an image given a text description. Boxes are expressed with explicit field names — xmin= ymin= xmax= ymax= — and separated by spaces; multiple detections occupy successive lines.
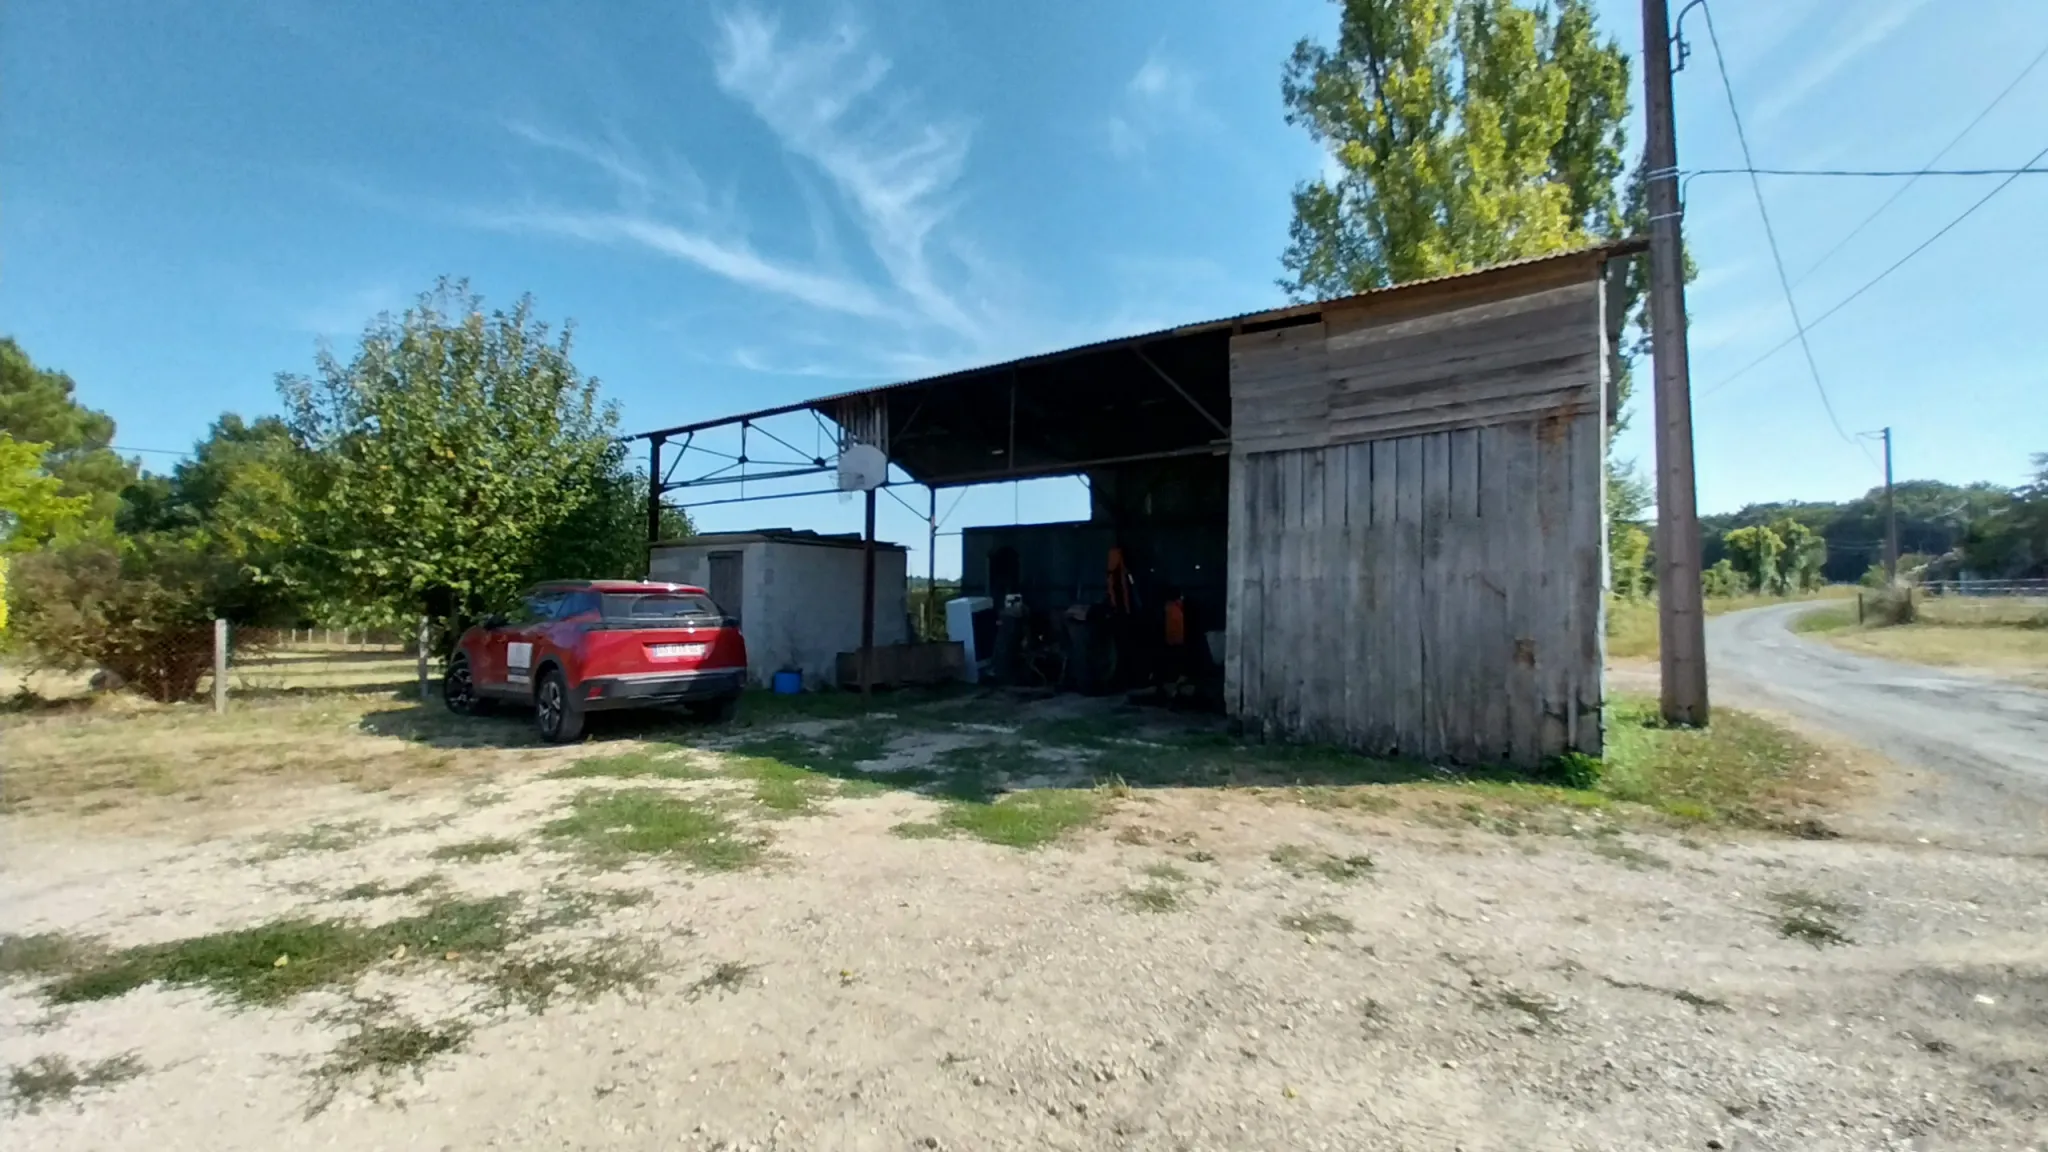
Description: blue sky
xmin=5 ymin=0 xmax=2044 ymax=577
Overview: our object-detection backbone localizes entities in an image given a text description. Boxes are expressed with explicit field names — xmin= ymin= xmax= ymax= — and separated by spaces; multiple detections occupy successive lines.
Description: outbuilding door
xmin=707 ymin=551 xmax=744 ymax=624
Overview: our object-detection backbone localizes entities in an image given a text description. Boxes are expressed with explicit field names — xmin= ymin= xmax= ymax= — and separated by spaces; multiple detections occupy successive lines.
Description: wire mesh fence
xmin=226 ymin=625 xmax=433 ymax=699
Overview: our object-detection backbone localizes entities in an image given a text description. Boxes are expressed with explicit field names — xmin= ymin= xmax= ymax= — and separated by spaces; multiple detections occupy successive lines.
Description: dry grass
xmin=1801 ymin=596 xmax=2048 ymax=686
xmin=1607 ymin=588 xmax=1853 ymax=660
xmin=0 ymin=695 xmax=539 ymax=817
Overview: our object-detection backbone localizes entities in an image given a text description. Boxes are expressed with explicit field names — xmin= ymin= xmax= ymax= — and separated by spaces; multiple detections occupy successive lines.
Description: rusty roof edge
xmin=630 ymin=238 xmax=1648 ymax=441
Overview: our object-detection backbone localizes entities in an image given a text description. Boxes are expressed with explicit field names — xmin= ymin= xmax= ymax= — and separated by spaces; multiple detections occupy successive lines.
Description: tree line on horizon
xmin=1 ymin=281 xmax=689 ymax=699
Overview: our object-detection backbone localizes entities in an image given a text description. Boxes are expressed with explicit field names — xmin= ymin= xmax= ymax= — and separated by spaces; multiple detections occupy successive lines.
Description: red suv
xmin=443 ymin=580 xmax=748 ymax=742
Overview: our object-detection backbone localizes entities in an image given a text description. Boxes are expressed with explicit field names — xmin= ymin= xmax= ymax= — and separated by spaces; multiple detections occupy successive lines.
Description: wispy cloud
xmin=1104 ymin=47 xmax=1204 ymax=158
xmin=710 ymin=7 xmax=983 ymax=341
xmin=1754 ymin=0 xmax=1930 ymax=123
xmin=476 ymin=206 xmax=890 ymax=320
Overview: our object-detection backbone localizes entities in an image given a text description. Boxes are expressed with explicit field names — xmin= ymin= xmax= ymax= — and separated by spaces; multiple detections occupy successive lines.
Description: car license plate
xmin=649 ymin=643 xmax=707 ymax=659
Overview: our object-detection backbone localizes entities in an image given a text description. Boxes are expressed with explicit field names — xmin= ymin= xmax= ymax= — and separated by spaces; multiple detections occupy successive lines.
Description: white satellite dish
xmin=837 ymin=442 xmax=887 ymax=492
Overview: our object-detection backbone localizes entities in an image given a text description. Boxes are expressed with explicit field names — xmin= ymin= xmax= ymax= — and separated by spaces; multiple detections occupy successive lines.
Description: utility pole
xmin=1881 ymin=426 xmax=1898 ymax=583
xmin=1643 ymin=0 xmax=1709 ymax=726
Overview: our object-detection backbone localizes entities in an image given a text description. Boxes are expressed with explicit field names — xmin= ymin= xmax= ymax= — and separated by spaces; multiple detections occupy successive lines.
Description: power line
xmin=1689 ymin=166 xmax=2048 ymax=179
xmin=1793 ymin=37 xmax=2048 ymax=287
xmin=1698 ymin=1 xmax=1857 ymax=446
xmin=113 ymin=445 xmax=190 ymax=457
xmin=1702 ymin=135 xmax=2048 ymax=399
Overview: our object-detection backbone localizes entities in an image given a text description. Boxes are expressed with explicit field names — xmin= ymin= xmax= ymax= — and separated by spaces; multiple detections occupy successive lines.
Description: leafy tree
xmin=0 ymin=338 xmax=135 ymax=529
xmin=1609 ymin=521 xmax=1650 ymax=599
xmin=279 ymin=279 xmax=647 ymax=626
xmin=1701 ymin=558 xmax=1738 ymax=598
xmin=117 ymin=414 xmax=307 ymax=625
xmin=1281 ymin=0 xmax=1651 ymax=551
xmin=1959 ymin=453 xmax=2048 ymax=579
xmin=1280 ymin=0 xmax=1630 ymax=295
xmin=1721 ymin=525 xmax=1783 ymax=594
xmin=1770 ymin=517 xmax=1827 ymax=593
xmin=1 ymin=435 xmax=91 ymax=553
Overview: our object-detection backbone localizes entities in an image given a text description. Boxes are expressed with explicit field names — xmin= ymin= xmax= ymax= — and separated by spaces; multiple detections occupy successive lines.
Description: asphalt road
xmin=1708 ymin=601 xmax=2048 ymax=847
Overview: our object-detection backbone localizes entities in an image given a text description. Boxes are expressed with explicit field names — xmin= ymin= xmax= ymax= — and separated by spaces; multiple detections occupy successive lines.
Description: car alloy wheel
xmin=445 ymin=660 xmax=475 ymax=714
xmin=537 ymin=677 xmax=563 ymax=737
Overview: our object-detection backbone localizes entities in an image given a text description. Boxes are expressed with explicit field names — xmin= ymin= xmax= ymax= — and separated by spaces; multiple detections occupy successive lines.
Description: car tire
xmin=534 ymin=667 xmax=585 ymax=743
xmin=689 ymin=693 xmax=740 ymax=724
xmin=444 ymin=657 xmax=488 ymax=716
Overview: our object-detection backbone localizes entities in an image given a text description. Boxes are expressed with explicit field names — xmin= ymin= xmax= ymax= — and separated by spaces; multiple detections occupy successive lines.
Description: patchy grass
xmin=1601 ymin=695 xmax=1828 ymax=825
xmin=547 ymin=750 xmax=714 ymax=781
xmin=336 ymin=876 xmax=441 ymax=901
xmin=1791 ymin=603 xmax=1857 ymax=634
xmin=0 ymin=933 xmax=98 ymax=981
xmin=890 ymin=820 xmax=950 ymax=840
xmin=1269 ymin=844 xmax=1375 ymax=882
xmin=526 ymin=886 xmax=651 ymax=931
xmin=1589 ymin=837 xmax=1671 ymax=870
xmin=6 ymin=1052 xmax=145 ymax=1113
xmin=542 ymin=789 xmax=764 ymax=870
xmin=0 ymin=696 xmax=477 ymax=816
xmin=1142 ymin=862 xmax=1190 ymax=883
xmin=428 ymin=837 xmax=520 ymax=862
xmin=936 ymin=788 xmax=1107 ymax=849
xmin=687 ymin=960 xmax=757 ymax=1000
xmin=258 ymin=820 xmax=381 ymax=857
xmin=721 ymin=754 xmax=838 ymax=815
xmin=1118 ymin=884 xmax=1184 ymax=913
xmin=1278 ymin=910 xmax=1355 ymax=936
xmin=46 ymin=897 xmax=518 ymax=1006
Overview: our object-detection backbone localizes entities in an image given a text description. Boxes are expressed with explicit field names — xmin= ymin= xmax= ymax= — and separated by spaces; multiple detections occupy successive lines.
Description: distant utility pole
xmin=1881 ymin=426 xmax=1899 ymax=583
xmin=1643 ymin=0 xmax=1709 ymax=726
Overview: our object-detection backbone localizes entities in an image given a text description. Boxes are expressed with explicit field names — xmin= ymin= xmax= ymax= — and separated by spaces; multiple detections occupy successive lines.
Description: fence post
xmin=418 ymin=615 xmax=432 ymax=702
xmin=213 ymin=618 xmax=228 ymax=714
xmin=1856 ymin=593 xmax=1864 ymax=625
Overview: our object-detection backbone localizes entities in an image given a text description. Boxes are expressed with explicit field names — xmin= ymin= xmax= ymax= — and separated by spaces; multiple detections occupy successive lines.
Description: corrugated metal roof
xmin=633 ymin=238 xmax=1645 ymax=440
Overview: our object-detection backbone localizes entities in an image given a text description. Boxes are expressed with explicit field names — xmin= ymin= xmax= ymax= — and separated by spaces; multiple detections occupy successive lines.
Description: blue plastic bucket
xmin=772 ymin=670 xmax=802 ymax=695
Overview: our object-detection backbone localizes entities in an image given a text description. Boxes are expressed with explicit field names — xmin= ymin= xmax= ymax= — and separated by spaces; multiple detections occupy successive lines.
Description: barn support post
xmin=645 ymin=436 xmax=665 ymax=551
xmin=861 ymin=488 xmax=878 ymax=699
xmin=926 ymin=485 xmax=938 ymax=639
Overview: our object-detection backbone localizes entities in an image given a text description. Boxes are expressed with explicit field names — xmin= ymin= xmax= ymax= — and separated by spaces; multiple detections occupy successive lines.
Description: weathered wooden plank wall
xmin=1225 ymin=269 xmax=1608 ymax=765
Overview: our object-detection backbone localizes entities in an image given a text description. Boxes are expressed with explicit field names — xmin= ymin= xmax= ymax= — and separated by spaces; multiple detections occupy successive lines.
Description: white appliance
xmin=945 ymin=596 xmax=994 ymax=683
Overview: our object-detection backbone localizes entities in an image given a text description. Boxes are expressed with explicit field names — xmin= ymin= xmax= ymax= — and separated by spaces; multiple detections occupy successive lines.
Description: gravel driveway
xmin=1708 ymin=602 xmax=2048 ymax=853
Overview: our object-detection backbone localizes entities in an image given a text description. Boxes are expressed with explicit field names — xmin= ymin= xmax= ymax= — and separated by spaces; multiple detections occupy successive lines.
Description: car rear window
xmin=600 ymin=592 xmax=726 ymax=625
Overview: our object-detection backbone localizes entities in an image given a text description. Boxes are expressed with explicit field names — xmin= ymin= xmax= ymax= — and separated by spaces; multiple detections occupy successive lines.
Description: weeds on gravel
xmin=309 ymin=1003 xmax=470 ymax=1112
xmin=890 ymin=820 xmax=949 ymax=840
xmin=1770 ymin=889 xmax=1854 ymax=947
xmin=527 ymin=886 xmax=651 ymax=930
xmin=6 ymin=1052 xmax=144 ymax=1113
xmin=488 ymin=940 xmax=660 ymax=1012
xmin=543 ymin=789 xmax=765 ymax=870
xmin=1119 ymin=884 xmax=1184 ymax=913
xmin=687 ymin=960 xmax=757 ymax=1000
xmin=1269 ymin=844 xmax=1375 ymax=881
xmin=723 ymin=754 xmax=839 ymax=815
xmin=1278 ymin=910 xmax=1355 ymax=936
xmin=429 ymin=837 xmax=520 ymax=862
xmin=46 ymin=897 xmax=519 ymax=1006
xmin=0 ymin=933 xmax=98 ymax=981
xmin=257 ymin=820 xmax=379 ymax=858
xmin=336 ymin=876 xmax=441 ymax=901
xmin=1589 ymin=838 xmax=1671 ymax=870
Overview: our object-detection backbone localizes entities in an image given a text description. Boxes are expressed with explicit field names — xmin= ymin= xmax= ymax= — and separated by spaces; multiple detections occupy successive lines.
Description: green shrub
xmin=4 ymin=538 xmax=234 ymax=702
xmin=1545 ymin=752 xmax=1604 ymax=791
xmin=1863 ymin=585 xmax=1916 ymax=627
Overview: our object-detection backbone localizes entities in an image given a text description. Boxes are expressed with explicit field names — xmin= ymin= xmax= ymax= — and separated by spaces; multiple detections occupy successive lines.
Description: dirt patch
xmin=5 ymin=687 xmax=2045 ymax=1148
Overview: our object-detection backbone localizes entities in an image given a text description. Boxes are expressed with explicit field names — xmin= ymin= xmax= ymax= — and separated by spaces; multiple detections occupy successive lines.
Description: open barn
xmin=633 ymin=239 xmax=1640 ymax=766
